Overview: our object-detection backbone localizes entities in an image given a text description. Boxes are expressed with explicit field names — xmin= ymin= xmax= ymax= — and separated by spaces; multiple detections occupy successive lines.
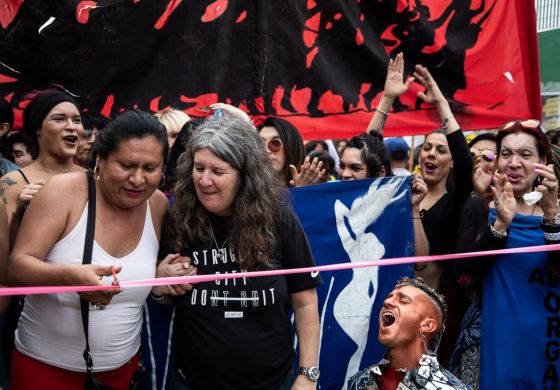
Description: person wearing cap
xmin=385 ymin=137 xmax=411 ymax=176
xmin=347 ymin=277 xmax=471 ymax=390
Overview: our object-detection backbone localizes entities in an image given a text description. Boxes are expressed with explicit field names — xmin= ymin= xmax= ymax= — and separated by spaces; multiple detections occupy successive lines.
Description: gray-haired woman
xmin=159 ymin=113 xmax=322 ymax=389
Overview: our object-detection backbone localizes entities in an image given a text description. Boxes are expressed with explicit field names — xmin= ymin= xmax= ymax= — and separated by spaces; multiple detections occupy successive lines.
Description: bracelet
xmin=375 ymin=107 xmax=389 ymax=116
xmin=150 ymin=292 xmax=166 ymax=302
xmin=544 ymin=231 xmax=560 ymax=241
xmin=489 ymin=223 xmax=507 ymax=239
xmin=442 ymin=114 xmax=454 ymax=130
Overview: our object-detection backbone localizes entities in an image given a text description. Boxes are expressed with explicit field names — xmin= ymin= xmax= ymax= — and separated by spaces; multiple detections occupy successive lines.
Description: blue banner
xmin=290 ymin=176 xmax=414 ymax=389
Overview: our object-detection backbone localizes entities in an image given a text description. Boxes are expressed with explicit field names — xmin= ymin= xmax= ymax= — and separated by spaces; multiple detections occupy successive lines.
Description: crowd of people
xmin=0 ymin=53 xmax=558 ymax=390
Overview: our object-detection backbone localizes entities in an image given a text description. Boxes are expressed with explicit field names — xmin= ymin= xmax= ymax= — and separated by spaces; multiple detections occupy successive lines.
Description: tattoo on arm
xmin=373 ymin=115 xmax=388 ymax=134
xmin=0 ymin=177 xmax=18 ymax=204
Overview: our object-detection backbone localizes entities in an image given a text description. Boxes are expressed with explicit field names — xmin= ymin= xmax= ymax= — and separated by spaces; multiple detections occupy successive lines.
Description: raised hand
xmin=472 ymin=155 xmax=493 ymax=195
xmin=289 ymin=156 xmax=326 ymax=187
xmin=384 ymin=52 xmax=415 ymax=100
xmin=411 ymin=174 xmax=428 ymax=209
xmin=491 ymin=173 xmax=516 ymax=231
xmin=535 ymin=163 xmax=559 ymax=218
xmin=413 ymin=64 xmax=446 ymax=106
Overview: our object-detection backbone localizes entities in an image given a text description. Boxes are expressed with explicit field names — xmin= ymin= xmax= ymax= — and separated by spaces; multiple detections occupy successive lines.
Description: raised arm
xmin=413 ymin=64 xmax=460 ymax=135
xmin=367 ymin=53 xmax=414 ymax=135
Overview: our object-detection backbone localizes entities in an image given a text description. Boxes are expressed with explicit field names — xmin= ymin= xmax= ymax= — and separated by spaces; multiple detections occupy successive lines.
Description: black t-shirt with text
xmin=172 ymin=205 xmax=321 ymax=390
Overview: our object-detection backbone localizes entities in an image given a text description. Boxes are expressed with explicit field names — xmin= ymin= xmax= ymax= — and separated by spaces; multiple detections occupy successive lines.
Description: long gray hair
xmin=170 ymin=113 xmax=283 ymax=270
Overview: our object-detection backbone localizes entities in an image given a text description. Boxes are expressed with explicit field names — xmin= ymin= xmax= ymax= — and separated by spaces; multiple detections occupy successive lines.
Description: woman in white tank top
xmin=8 ymin=110 xmax=196 ymax=390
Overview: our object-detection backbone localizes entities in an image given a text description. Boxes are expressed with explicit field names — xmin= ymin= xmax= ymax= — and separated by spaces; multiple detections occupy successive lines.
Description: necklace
xmin=34 ymin=159 xmax=72 ymax=174
xmin=209 ymin=222 xmax=228 ymax=261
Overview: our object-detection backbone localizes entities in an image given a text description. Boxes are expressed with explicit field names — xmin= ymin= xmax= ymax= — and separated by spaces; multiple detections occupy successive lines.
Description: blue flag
xmin=290 ymin=177 xmax=414 ymax=389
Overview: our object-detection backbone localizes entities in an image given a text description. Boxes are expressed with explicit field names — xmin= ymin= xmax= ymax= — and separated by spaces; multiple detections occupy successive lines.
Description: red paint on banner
xmin=307 ymin=0 xmax=316 ymax=9
xmin=0 ymin=74 xmax=17 ymax=84
xmin=303 ymin=30 xmax=318 ymax=48
xmin=150 ymin=96 xmax=171 ymax=112
xmin=306 ymin=46 xmax=319 ymax=68
xmin=318 ymin=90 xmax=344 ymax=114
xmin=333 ymin=13 xmax=342 ymax=20
xmin=305 ymin=12 xmax=321 ymax=31
xmin=154 ymin=0 xmax=182 ymax=29
xmin=0 ymin=0 xmax=23 ymax=29
xmin=76 ymin=1 xmax=97 ymax=24
xmin=201 ymin=0 xmax=228 ymax=23
xmin=326 ymin=21 xmax=333 ymax=30
xmin=100 ymin=95 xmax=114 ymax=118
xmin=253 ymin=96 xmax=265 ymax=113
xmin=290 ymin=86 xmax=312 ymax=114
xmin=272 ymin=87 xmax=292 ymax=115
xmin=355 ymin=28 xmax=364 ymax=45
xmin=235 ymin=10 xmax=246 ymax=23
xmin=350 ymin=83 xmax=371 ymax=111
xmin=180 ymin=93 xmax=219 ymax=110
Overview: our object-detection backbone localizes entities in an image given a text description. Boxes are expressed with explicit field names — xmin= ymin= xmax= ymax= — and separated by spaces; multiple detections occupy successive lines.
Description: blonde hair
xmin=154 ymin=109 xmax=190 ymax=135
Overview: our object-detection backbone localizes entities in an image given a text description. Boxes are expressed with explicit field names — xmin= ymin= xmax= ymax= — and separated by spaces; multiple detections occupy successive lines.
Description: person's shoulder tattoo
xmin=0 ymin=176 xmax=18 ymax=204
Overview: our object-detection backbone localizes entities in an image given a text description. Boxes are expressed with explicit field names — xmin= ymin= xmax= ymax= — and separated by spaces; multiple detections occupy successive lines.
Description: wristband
xmin=375 ymin=107 xmax=389 ymax=116
xmin=544 ymin=231 xmax=560 ymax=241
xmin=489 ymin=223 xmax=507 ymax=239
xmin=150 ymin=292 xmax=166 ymax=302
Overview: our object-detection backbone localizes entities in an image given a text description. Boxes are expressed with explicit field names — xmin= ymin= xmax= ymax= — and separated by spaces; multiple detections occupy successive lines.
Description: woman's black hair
xmin=346 ymin=132 xmax=393 ymax=177
xmin=468 ymin=132 xmax=497 ymax=148
xmin=305 ymin=140 xmax=329 ymax=156
xmin=90 ymin=110 xmax=168 ymax=168
xmin=259 ymin=117 xmax=305 ymax=185
xmin=161 ymin=119 xmax=203 ymax=193
xmin=81 ymin=111 xmax=109 ymax=131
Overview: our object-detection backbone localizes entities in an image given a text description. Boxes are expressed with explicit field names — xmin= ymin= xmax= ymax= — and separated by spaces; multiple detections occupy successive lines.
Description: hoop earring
xmin=160 ymin=172 xmax=166 ymax=188
xmin=93 ymin=162 xmax=100 ymax=181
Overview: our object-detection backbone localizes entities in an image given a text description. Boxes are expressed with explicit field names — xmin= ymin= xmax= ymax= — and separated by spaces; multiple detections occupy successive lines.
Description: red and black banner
xmin=0 ymin=0 xmax=541 ymax=139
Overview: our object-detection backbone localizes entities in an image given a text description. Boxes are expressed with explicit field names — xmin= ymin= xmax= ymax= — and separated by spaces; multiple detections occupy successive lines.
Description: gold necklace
xmin=34 ymin=159 xmax=72 ymax=174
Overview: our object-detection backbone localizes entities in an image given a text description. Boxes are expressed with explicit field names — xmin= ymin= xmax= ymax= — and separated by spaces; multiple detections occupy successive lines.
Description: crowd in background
xmin=0 ymin=54 xmax=558 ymax=390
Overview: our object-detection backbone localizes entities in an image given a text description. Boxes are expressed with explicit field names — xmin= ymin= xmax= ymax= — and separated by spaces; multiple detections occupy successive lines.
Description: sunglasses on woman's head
xmin=266 ymin=138 xmax=283 ymax=153
xmin=502 ymin=119 xmax=541 ymax=131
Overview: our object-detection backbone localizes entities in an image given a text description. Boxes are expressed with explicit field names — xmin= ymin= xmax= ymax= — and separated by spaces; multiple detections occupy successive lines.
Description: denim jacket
xmin=0 ymin=154 xmax=18 ymax=177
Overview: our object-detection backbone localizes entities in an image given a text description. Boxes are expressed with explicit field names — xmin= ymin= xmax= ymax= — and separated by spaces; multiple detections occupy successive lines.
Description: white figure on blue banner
xmin=333 ymin=177 xmax=406 ymax=384
xmin=290 ymin=176 xmax=414 ymax=390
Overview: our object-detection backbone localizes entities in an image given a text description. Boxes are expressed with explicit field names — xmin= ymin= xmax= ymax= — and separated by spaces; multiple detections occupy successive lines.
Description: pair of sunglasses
xmin=265 ymin=138 xmax=283 ymax=153
xmin=81 ymin=129 xmax=98 ymax=139
xmin=470 ymin=149 xmax=495 ymax=162
xmin=502 ymin=119 xmax=541 ymax=131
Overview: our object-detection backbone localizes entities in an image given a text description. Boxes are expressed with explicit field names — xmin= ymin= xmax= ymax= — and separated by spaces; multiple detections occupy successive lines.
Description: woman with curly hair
xmin=158 ymin=113 xmax=322 ymax=389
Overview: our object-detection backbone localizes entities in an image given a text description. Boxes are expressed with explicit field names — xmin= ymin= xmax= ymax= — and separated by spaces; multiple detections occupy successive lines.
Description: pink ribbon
xmin=1 ymin=243 xmax=559 ymax=296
